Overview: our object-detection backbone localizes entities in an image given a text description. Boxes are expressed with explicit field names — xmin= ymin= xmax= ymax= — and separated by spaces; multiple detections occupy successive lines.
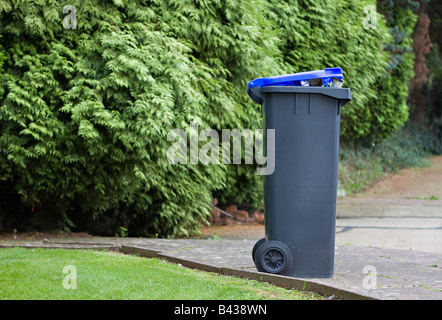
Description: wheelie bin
xmin=248 ymin=67 xmax=352 ymax=278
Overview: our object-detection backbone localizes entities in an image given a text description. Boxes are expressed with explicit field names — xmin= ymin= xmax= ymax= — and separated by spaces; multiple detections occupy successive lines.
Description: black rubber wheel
xmin=252 ymin=238 xmax=266 ymax=261
xmin=254 ymin=241 xmax=293 ymax=275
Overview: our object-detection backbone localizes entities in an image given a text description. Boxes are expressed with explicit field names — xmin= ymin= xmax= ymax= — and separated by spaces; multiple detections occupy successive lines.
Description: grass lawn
xmin=0 ymin=248 xmax=321 ymax=300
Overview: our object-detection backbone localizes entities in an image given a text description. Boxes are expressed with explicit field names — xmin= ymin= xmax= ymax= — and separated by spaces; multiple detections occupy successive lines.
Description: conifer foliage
xmin=0 ymin=0 xmax=416 ymax=236
xmin=0 ymin=0 xmax=225 ymax=236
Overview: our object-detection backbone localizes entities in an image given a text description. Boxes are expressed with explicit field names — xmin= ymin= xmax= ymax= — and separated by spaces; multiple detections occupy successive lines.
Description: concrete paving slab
xmin=118 ymin=238 xmax=442 ymax=300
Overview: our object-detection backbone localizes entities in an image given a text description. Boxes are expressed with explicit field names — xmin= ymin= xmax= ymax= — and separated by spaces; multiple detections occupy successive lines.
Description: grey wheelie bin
xmin=248 ymin=68 xmax=352 ymax=278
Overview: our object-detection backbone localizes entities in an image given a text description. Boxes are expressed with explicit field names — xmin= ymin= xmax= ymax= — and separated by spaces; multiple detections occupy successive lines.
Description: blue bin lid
xmin=248 ymin=67 xmax=343 ymax=89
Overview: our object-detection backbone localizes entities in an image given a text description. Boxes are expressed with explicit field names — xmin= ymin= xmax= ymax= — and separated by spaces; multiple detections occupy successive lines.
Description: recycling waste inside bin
xmin=248 ymin=68 xmax=352 ymax=278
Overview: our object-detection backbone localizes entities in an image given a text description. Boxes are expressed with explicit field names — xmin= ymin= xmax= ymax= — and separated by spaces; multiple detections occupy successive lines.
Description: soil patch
xmin=0 ymin=231 xmax=94 ymax=241
xmin=197 ymin=223 xmax=264 ymax=240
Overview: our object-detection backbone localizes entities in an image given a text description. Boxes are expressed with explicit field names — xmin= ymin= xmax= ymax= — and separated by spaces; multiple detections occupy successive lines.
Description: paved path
xmin=336 ymin=198 xmax=442 ymax=253
xmin=335 ymin=156 xmax=442 ymax=254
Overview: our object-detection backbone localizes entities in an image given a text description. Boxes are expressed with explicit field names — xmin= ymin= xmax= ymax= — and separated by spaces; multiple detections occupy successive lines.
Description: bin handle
xmin=248 ymin=86 xmax=263 ymax=104
xmin=338 ymin=92 xmax=353 ymax=107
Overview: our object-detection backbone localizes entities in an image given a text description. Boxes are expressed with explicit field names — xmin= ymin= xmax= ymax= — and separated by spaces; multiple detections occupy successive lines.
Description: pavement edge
xmin=120 ymin=244 xmax=375 ymax=300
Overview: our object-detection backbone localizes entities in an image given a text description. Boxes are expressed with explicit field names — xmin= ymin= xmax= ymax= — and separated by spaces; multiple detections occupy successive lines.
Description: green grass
xmin=405 ymin=195 xmax=439 ymax=200
xmin=0 ymin=248 xmax=321 ymax=300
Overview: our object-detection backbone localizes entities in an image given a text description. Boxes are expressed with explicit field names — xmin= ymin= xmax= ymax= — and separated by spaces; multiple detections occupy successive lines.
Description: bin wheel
xmin=252 ymin=238 xmax=266 ymax=261
xmin=254 ymin=241 xmax=293 ymax=274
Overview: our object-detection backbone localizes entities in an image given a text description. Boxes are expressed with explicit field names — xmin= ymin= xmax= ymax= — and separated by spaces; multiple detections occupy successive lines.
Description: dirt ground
xmin=356 ymin=155 xmax=442 ymax=199
xmin=0 ymin=230 xmax=94 ymax=241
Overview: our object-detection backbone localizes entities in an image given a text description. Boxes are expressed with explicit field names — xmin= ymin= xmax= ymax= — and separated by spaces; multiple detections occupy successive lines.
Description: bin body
xmin=250 ymin=85 xmax=352 ymax=278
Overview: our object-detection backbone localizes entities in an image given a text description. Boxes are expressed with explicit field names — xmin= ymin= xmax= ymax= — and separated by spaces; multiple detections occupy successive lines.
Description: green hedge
xmin=0 ymin=0 xmax=417 ymax=237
